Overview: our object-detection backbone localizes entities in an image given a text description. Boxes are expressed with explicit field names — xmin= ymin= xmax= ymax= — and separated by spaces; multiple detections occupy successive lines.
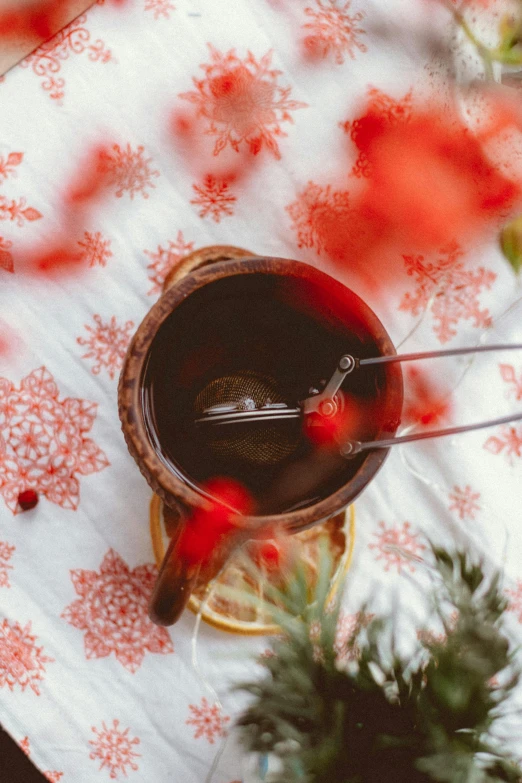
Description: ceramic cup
xmin=118 ymin=247 xmax=403 ymax=626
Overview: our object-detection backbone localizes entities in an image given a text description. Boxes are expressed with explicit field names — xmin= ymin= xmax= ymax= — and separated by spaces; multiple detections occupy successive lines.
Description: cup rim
xmin=118 ymin=256 xmax=403 ymax=534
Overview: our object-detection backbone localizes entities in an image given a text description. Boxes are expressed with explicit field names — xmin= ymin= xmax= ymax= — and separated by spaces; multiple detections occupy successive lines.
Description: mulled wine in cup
xmin=118 ymin=247 xmax=403 ymax=626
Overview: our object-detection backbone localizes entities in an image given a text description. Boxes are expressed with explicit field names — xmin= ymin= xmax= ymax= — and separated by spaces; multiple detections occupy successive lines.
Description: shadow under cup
xmin=119 ymin=257 xmax=403 ymax=623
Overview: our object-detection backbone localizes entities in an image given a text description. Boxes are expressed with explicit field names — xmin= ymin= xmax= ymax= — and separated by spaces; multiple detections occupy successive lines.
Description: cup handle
xmin=148 ymin=497 xmax=249 ymax=626
xmin=148 ymin=503 xmax=202 ymax=626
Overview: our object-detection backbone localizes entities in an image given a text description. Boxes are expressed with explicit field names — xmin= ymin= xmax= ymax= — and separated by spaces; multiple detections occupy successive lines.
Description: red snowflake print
xmin=0 ymin=619 xmax=53 ymax=695
xmin=340 ymin=87 xmax=413 ymax=177
xmin=20 ymin=15 xmax=114 ymax=102
xmin=186 ymin=697 xmax=230 ymax=744
xmin=98 ymin=144 xmax=160 ymax=199
xmin=417 ymin=612 xmax=458 ymax=647
xmin=484 ymin=425 xmax=522 ymax=464
xmin=505 ymin=581 xmax=522 ymax=623
xmin=61 ymin=549 xmax=174 ymax=673
xmin=144 ymin=230 xmax=194 ymax=295
xmin=499 ymin=364 xmax=522 ymax=401
xmin=448 ymin=485 xmax=481 ymax=520
xmin=369 ymin=521 xmax=426 ymax=573
xmin=0 ymin=540 xmax=15 ymax=587
xmin=179 ymin=44 xmax=307 ymax=158
xmin=77 ymin=231 xmax=113 ymax=267
xmin=334 ymin=611 xmax=374 ymax=664
xmin=144 ymin=0 xmax=175 ymax=18
xmin=77 ymin=315 xmax=134 ymax=380
xmin=399 ymin=242 xmax=496 ymax=344
xmin=0 ymin=237 xmax=13 ymax=273
xmin=190 ymin=174 xmax=237 ymax=222
xmin=0 ymin=151 xmax=42 ymax=273
xmin=19 ymin=737 xmax=63 ymax=782
xmin=286 ymin=180 xmax=352 ymax=259
xmin=89 ymin=720 xmax=140 ymax=779
xmin=302 ymin=0 xmax=367 ymax=64
xmin=0 ymin=367 xmax=109 ymax=513
xmin=0 ymin=151 xmax=24 ymax=184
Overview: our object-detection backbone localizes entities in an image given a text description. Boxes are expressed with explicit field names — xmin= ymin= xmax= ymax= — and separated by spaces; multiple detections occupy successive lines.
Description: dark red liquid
xmin=141 ymin=273 xmax=392 ymax=515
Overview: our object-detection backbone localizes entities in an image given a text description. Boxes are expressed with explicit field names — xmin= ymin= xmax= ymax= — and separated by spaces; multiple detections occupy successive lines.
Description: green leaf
xmin=500 ymin=216 xmax=522 ymax=275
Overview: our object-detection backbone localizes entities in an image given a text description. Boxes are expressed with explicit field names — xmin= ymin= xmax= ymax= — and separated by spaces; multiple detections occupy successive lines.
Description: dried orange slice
xmin=149 ymin=494 xmax=356 ymax=635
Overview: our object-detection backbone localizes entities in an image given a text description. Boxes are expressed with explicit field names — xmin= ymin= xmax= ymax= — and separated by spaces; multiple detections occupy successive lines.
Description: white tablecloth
xmin=1 ymin=1 xmax=522 ymax=780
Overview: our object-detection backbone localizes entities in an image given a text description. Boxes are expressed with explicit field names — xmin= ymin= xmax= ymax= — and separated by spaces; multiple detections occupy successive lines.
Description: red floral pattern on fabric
xmin=20 ymin=737 xmax=63 ymax=782
xmin=0 ymin=620 xmax=53 ymax=694
xmin=0 ymin=151 xmax=42 ymax=273
xmin=301 ymin=0 xmax=367 ymax=64
xmin=399 ymin=243 xmax=496 ymax=343
xmin=20 ymin=15 xmax=114 ymax=103
xmin=144 ymin=230 xmax=194 ymax=295
xmin=340 ymin=88 xmax=412 ymax=177
xmin=144 ymin=0 xmax=175 ymax=18
xmin=499 ymin=363 xmax=522 ymax=401
xmin=186 ymin=697 xmax=230 ymax=743
xmin=369 ymin=521 xmax=425 ymax=573
xmin=77 ymin=315 xmax=134 ymax=380
xmin=62 ymin=549 xmax=174 ymax=673
xmin=334 ymin=611 xmax=374 ymax=664
xmin=179 ymin=44 xmax=307 ymax=158
xmin=77 ymin=231 xmax=113 ymax=267
xmin=506 ymin=582 xmax=522 ymax=623
xmin=89 ymin=720 xmax=140 ymax=779
xmin=286 ymin=180 xmax=352 ymax=257
xmin=0 ymin=367 xmax=109 ymax=513
xmin=484 ymin=426 xmax=522 ymax=463
xmin=0 ymin=540 xmax=15 ymax=587
xmin=98 ymin=144 xmax=160 ymax=199
xmin=448 ymin=485 xmax=480 ymax=520
xmin=191 ymin=174 xmax=237 ymax=222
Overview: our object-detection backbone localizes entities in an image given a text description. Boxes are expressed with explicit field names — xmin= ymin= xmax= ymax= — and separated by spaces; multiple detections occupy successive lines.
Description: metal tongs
xmin=196 ymin=343 xmax=522 ymax=457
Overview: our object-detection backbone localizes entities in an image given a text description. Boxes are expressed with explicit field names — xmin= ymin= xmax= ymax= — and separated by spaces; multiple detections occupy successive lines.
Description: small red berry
xmin=17 ymin=489 xmax=38 ymax=511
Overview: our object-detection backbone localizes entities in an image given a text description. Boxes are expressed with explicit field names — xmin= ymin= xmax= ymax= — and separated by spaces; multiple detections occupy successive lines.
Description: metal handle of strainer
xmin=338 ymin=342 xmax=522 ymax=458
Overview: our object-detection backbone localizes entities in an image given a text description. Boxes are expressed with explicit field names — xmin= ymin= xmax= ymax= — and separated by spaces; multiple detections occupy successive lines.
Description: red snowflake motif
xmin=144 ymin=0 xmax=175 ymax=18
xmin=0 ymin=619 xmax=53 ymax=694
xmin=505 ymin=581 xmax=522 ymax=622
xmin=20 ymin=15 xmax=113 ymax=102
xmin=186 ymin=697 xmax=230 ymax=744
xmin=144 ymin=230 xmax=194 ymax=295
xmin=302 ymin=0 xmax=367 ymax=64
xmin=399 ymin=242 xmax=496 ymax=344
xmin=0 ymin=151 xmax=42 ymax=273
xmin=77 ymin=315 xmax=134 ymax=380
xmin=334 ymin=611 xmax=374 ymax=664
xmin=286 ymin=180 xmax=351 ymax=258
xmin=417 ymin=613 xmax=458 ymax=647
xmin=98 ymin=144 xmax=160 ymax=199
xmin=0 ymin=367 xmax=109 ymax=513
xmin=369 ymin=521 xmax=425 ymax=573
xmin=19 ymin=737 xmax=63 ymax=782
xmin=89 ymin=720 xmax=140 ymax=779
xmin=62 ymin=549 xmax=174 ymax=673
xmin=340 ymin=87 xmax=413 ymax=177
xmin=190 ymin=174 xmax=237 ymax=222
xmin=448 ymin=485 xmax=481 ymax=520
xmin=309 ymin=619 xmax=321 ymax=642
xmin=0 ymin=237 xmax=13 ymax=273
xmin=484 ymin=425 xmax=522 ymax=463
xmin=179 ymin=44 xmax=307 ymax=158
xmin=499 ymin=364 xmax=522 ymax=401
xmin=0 ymin=540 xmax=15 ymax=587
xmin=77 ymin=231 xmax=113 ymax=268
